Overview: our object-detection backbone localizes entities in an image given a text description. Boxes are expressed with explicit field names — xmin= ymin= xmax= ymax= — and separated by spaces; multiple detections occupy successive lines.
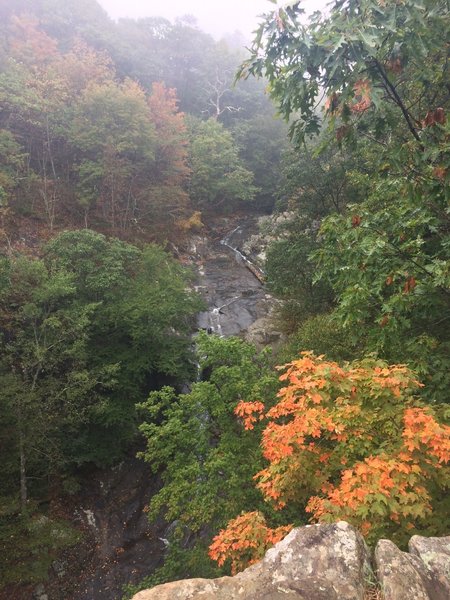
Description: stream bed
xmin=195 ymin=219 xmax=273 ymax=337
xmin=51 ymin=216 xmax=275 ymax=600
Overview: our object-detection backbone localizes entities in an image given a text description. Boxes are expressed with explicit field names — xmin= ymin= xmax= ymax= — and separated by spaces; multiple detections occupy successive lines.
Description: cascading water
xmin=71 ymin=216 xmax=276 ymax=600
xmin=196 ymin=222 xmax=267 ymax=337
xmin=221 ymin=226 xmax=265 ymax=279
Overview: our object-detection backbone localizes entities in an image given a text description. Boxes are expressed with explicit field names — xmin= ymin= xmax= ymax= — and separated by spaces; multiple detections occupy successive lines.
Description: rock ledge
xmin=132 ymin=522 xmax=450 ymax=600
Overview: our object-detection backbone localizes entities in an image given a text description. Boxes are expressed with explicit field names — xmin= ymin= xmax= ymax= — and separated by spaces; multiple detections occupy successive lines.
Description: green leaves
xmin=244 ymin=0 xmax=449 ymax=404
xmin=188 ymin=117 xmax=258 ymax=211
xmin=137 ymin=334 xmax=279 ymax=579
xmin=239 ymin=0 xmax=448 ymax=147
xmin=0 ymin=230 xmax=201 ymax=505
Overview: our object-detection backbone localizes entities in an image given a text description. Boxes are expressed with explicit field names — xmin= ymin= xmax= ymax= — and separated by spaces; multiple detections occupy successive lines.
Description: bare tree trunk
xmin=18 ymin=366 xmax=41 ymax=512
xmin=19 ymin=425 xmax=27 ymax=511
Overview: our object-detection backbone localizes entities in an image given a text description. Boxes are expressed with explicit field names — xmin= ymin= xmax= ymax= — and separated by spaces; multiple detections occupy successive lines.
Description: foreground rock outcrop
xmin=132 ymin=522 xmax=450 ymax=600
xmin=132 ymin=522 xmax=373 ymax=600
xmin=375 ymin=535 xmax=450 ymax=600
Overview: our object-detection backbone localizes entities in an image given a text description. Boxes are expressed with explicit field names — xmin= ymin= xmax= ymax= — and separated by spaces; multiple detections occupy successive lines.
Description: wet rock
xmin=52 ymin=559 xmax=67 ymax=578
xmin=33 ymin=584 xmax=48 ymax=600
xmin=409 ymin=535 xmax=450 ymax=600
xmin=71 ymin=457 xmax=166 ymax=600
xmin=195 ymin=220 xmax=276 ymax=338
xmin=375 ymin=539 xmax=431 ymax=600
xmin=131 ymin=521 xmax=373 ymax=600
xmin=188 ymin=235 xmax=209 ymax=260
xmin=241 ymin=289 xmax=258 ymax=297
xmin=242 ymin=212 xmax=296 ymax=268
xmin=244 ymin=315 xmax=284 ymax=349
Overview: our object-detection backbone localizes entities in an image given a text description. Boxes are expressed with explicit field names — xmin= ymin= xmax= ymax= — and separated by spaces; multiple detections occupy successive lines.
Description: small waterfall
xmin=210 ymin=307 xmax=223 ymax=336
xmin=195 ymin=219 xmax=269 ymax=338
xmin=220 ymin=226 xmax=265 ymax=281
xmin=208 ymin=296 xmax=241 ymax=336
xmin=220 ymin=225 xmax=241 ymax=248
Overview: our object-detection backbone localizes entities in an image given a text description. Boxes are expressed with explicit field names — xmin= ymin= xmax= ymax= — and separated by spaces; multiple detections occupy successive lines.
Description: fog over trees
xmin=0 ymin=1 xmax=448 ymax=597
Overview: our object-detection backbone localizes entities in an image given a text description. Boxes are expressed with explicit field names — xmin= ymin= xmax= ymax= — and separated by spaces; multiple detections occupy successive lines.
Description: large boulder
xmin=409 ymin=535 xmax=450 ymax=600
xmin=375 ymin=535 xmax=450 ymax=600
xmin=132 ymin=521 xmax=373 ymax=600
xmin=244 ymin=315 xmax=284 ymax=349
xmin=375 ymin=539 xmax=432 ymax=600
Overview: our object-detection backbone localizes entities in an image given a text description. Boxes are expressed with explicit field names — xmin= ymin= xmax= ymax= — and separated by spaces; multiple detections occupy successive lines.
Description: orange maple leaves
xmin=210 ymin=352 xmax=450 ymax=572
xmin=235 ymin=401 xmax=265 ymax=430
xmin=305 ymin=454 xmax=433 ymax=533
xmin=208 ymin=511 xmax=292 ymax=575
xmin=403 ymin=407 xmax=450 ymax=463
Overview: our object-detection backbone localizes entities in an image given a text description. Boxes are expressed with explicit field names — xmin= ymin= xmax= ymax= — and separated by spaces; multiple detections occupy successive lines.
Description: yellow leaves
xmin=176 ymin=211 xmax=204 ymax=233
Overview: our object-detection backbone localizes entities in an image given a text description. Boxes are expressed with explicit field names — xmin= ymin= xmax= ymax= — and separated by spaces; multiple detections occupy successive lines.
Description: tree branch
xmin=373 ymin=59 xmax=423 ymax=147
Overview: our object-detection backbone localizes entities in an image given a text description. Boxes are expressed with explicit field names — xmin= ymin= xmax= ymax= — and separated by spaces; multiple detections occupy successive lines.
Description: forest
xmin=0 ymin=1 xmax=449 ymax=599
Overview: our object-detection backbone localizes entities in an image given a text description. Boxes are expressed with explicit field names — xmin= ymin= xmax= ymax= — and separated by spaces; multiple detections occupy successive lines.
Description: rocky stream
xmin=31 ymin=216 xmax=279 ymax=600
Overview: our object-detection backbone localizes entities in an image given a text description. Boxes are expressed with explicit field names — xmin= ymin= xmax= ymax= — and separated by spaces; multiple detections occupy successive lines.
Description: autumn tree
xmin=8 ymin=13 xmax=58 ymax=66
xmin=0 ymin=14 xmax=194 ymax=236
xmin=209 ymin=353 xmax=450 ymax=572
xmin=52 ymin=38 xmax=114 ymax=99
xmin=0 ymin=16 xmax=70 ymax=229
xmin=145 ymin=82 xmax=191 ymax=227
xmin=0 ymin=16 xmax=118 ymax=230
xmin=69 ymin=79 xmax=156 ymax=230
xmin=72 ymin=79 xmax=191 ymax=234
xmin=239 ymin=0 xmax=450 ymax=402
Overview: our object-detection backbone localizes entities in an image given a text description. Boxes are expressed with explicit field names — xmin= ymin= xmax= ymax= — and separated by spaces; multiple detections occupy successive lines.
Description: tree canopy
xmin=0 ymin=230 xmax=201 ymax=511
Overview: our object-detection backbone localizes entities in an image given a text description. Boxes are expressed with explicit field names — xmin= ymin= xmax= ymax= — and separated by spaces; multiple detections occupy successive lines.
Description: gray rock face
xmin=33 ymin=584 xmax=49 ymax=600
xmin=244 ymin=314 xmax=285 ymax=349
xmin=375 ymin=535 xmax=450 ymax=600
xmin=132 ymin=521 xmax=373 ymax=600
xmin=375 ymin=539 xmax=430 ymax=600
xmin=131 ymin=523 xmax=450 ymax=600
xmin=409 ymin=535 xmax=450 ymax=600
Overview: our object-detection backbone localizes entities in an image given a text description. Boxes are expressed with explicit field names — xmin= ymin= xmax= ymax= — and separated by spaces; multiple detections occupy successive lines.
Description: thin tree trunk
xmin=19 ymin=412 xmax=27 ymax=511
xmin=18 ymin=366 xmax=41 ymax=512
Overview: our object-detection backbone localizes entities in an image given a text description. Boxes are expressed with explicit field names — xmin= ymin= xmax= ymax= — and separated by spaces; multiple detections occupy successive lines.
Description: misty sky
xmin=97 ymin=0 xmax=326 ymax=39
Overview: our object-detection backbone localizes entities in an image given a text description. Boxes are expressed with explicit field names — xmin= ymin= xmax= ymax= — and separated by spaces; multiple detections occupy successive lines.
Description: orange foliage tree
xmin=146 ymin=82 xmax=191 ymax=227
xmin=209 ymin=511 xmax=292 ymax=575
xmin=210 ymin=353 xmax=450 ymax=571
